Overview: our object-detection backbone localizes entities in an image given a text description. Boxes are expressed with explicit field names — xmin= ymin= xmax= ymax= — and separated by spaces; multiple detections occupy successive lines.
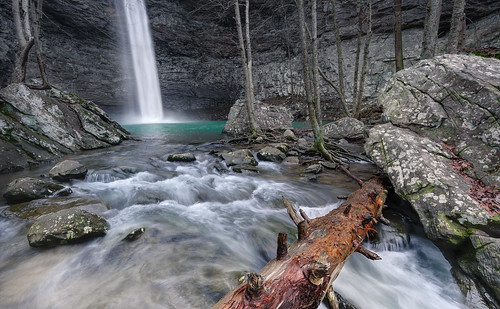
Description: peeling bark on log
xmin=211 ymin=177 xmax=387 ymax=309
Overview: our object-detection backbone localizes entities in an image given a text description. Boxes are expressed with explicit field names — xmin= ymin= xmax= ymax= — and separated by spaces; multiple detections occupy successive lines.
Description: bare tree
xmin=394 ymin=0 xmax=404 ymax=71
xmin=11 ymin=0 xmax=49 ymax=88
xmin=446 ymin=0 xmax=466 ymax=53
xmin=421 ymin=0 xmax=442 ymax=59
xmin=234 ymin=0 xmax=261 ymax=136
xmin=297 ymin=0 xmax=340 ymax=161
xmin=320 ymin=0 xmax=372 ymax=119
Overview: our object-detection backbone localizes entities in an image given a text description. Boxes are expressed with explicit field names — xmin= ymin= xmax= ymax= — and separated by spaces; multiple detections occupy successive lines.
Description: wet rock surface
xmin=27 ymin=208 xmax=109 ymax=247
xmin=3 ymin=177 xmax=69 ymax=204
xmin=49 ymin=160 xmax=88 ymax=181
xmin=167 ymin=153 xmax=196 ymax=162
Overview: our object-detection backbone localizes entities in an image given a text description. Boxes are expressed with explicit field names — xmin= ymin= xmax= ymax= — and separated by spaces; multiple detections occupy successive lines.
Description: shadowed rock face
xmin=0 ymin=83 xmax=128 ymax=173
xmin=366 ymin=54 xmax=500 ymax=308
xmin=1 ymin=1 xmax=499 ymax=119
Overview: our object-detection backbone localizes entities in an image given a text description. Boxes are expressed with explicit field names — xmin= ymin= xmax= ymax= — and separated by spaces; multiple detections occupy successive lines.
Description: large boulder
xmin=49 ymin=160 xmax=88 ymax=181
xmin=366 ymin=54 xmax=500 ymax=307
xmin=0 ymin=84 xmax=128 ymax=173
xmin=27 ymin=208 xmax=109 ymax=247
xmin=323 ymin=117 xmax=366 ymax=140
xmin=3 ymin=177 xmax=71 ymax=204
xmin=379 ymin=54 xmax=500 ymax=186
xmin=222 ymin=100 xmax=293 ymax=136
xmin=366 ymin=124 xmax=496 ymax=247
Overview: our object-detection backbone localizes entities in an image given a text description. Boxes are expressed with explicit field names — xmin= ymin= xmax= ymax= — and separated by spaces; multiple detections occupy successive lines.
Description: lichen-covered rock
xmin=27 ymin=208 xmax=109 ymax=247
xmin=49 ymin=160 xmax=88 ymax=181
xmin=257 ymin=146 xmax=286 ymax=163
xmin=367 ymin=55 xmax=500 ymax=306
xmin=323 ymin=117 xmax=366 ymax=140
xmin=379 ymin=54 xmax=500 ymax=186
xmin=3 ymin=177 xmax=70 ymax=204
xmin=366 ymin=124 xmax=496 ymax=247
xmin=221 ymin=149 xmax=258 ymax=167
xmin=222 ymin=100 xmax=293 ymax=136
xmin=167 ymin=152 xmax=196 ymax=162
xmin=469 ymin=235 xmax=500 ymax=301
xmin=0 ymin=84 xmax=128 ymax=173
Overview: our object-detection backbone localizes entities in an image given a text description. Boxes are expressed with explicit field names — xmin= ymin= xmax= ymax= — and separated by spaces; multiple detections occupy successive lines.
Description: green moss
xmin=404 ymin=183 xmax=437 ymax=200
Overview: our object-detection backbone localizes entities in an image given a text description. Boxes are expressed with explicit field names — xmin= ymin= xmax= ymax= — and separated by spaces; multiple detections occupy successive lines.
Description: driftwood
xmin=211 ymin=177 xmax=387 ymax=309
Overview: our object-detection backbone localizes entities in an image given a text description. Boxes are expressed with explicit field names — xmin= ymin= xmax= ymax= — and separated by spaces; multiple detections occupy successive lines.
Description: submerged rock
xmin=167 ymin=152 xmax=196 ymax=162
xmin=123 ymin=228 xmax=146 ymax=242
xmin=49 ymin=160 xmax=88 ymax=181
xmin=3 ymin=177 xmax=70 ymax=204
xmin=222 ymin=149 xmax=258 ymax=167
xmin=222 ymin=100 xmax=293 ymax=137
xmin=27 ymin=208 xmax=109 ymax=247
xmin=8 ymin=196 xmax=108 ymax=219
xmin=257 ymin=146 xmax=286 ymax=163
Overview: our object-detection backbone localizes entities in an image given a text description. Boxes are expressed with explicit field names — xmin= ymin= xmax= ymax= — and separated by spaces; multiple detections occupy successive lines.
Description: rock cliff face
xmin=0 ymin=0 xmax=499 ymax=120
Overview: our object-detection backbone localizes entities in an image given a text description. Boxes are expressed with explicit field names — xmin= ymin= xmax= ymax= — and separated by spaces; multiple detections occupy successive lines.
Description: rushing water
xmin=0 ymin=123 xmax=466 ymax=309
xmin=119 ymin=0 xmax=164 ymax=123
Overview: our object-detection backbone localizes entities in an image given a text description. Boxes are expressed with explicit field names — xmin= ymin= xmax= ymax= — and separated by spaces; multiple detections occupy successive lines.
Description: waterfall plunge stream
xmin=121 ymin=0 xmax=164 ymax=123
xmin=0 ymin=127 xmax=467 ymax=309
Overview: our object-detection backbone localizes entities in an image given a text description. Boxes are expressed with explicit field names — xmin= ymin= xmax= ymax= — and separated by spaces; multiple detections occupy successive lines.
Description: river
xmin=0 ymin=122 xmax=466 ymax=308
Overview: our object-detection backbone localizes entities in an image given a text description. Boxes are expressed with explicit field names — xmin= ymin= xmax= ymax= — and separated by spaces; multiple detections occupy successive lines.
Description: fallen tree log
xmin=211 ymin=177 xmax=387 ymax=309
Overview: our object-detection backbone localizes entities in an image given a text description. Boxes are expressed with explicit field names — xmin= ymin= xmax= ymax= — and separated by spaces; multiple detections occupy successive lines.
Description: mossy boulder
xmin=27 ymin=208 xmax=109 ymax=247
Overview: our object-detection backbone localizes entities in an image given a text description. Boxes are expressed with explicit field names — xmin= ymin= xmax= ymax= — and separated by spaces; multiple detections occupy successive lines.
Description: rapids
xmin=0 ymin=124 xmax=465 ymax=309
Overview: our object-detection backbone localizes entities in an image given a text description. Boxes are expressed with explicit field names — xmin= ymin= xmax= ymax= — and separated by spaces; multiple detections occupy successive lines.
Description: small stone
xmin=123 ymin=228 xmax=146 ymax=241
xmin=284 ymin=129 xmax=296 ymax=141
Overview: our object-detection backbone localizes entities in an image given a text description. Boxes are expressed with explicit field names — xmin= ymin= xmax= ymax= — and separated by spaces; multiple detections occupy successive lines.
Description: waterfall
xmin=121 ymin=0 xmax=164 ymax=123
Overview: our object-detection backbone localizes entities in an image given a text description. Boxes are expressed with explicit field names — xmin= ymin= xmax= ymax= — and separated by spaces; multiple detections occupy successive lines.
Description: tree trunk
xmin=30 ymin=0 xmax=49 ymax=88
xmin=446 ymin=0 xmax=466 ymax=54
xmin=394 ymin=0 xmax=404 ymax=72
xmin=211 ymin=177 xmax=387 ymax=309
xmin=11 ymin=0 xmax=34 ymax=84
xmin=421 ymin=0 xmax=442 ymax=59
xmin=353 ymin=0 xmax=372 ymax=118
xmin=234 ymin=0 xmax=259 ymax=135
xmin=351 ymin=1 xmax=363 ymax=115
xmin=329 ymin=0 xmax=350 ymax=117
